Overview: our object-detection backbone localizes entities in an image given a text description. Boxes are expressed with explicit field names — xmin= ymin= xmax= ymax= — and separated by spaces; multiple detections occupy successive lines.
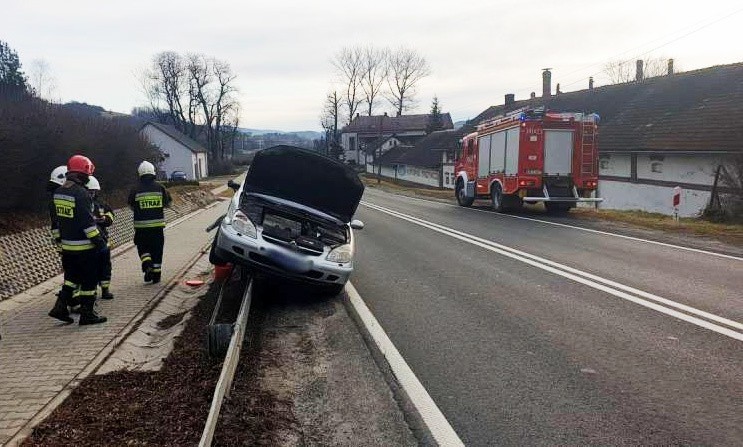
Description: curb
xmin=342 ymin=282 xmax=464 ymax=447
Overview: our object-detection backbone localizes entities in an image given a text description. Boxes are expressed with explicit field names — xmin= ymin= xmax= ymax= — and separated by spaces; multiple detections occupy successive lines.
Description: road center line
xmin=365 ymin=190 xmax=743 ymax=262
xmin=362 ymin=201 xmax=743 ymax=342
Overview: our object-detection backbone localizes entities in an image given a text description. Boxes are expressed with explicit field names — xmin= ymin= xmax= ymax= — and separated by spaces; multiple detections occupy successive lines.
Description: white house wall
xmin=598 ymin=180 xmax=710 ymax=217
xmin=141 ymin=126 xmax=196 ymax=179
xmin=597 ymin=153 xmax=726 ymax=217
xmin=367 ymin=163 xmax=441 ymax=188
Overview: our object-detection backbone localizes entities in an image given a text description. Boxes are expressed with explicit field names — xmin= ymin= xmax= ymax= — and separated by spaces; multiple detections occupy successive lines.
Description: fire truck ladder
xmin=580 ymin=119 xmax=596 ymax=176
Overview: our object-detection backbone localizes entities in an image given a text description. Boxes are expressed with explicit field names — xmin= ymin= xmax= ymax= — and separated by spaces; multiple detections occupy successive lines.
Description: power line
xmin=560 ymin=6 xmax=743 ymax=89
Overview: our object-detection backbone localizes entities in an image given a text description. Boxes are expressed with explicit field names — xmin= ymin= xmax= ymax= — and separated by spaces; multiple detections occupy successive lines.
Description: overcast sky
xmin=5 ymin=1 xmax=742 ymax=131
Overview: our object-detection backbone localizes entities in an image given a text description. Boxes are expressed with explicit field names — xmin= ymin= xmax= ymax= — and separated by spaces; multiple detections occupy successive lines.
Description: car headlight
xmin=223 ymin=201 xmax=236 ymax=225
xmin=326 ymin=244 xmax=353 ymax=263
xmin=231 ymin=210 xmax=256 ymax=238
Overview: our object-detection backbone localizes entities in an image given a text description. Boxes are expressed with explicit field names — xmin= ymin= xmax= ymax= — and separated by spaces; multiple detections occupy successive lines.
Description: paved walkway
xmin=0 ymin=200 xmax=228 ymax=446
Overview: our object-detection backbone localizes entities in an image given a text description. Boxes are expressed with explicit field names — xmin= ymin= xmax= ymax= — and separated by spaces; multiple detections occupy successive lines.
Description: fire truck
xmin=454 ymin=108 xmax=602 ymax=213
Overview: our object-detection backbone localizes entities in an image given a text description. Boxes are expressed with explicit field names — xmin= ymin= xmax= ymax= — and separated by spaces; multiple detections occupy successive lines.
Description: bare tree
xmin=28 ymin=59 xmax=57 ymax=101
xmin=187 ymin=53 xmax=239 ymax=160
xmin=138 ymin=51 xmax=240 ymax=161
xmin=320 ymin=90 xmax=342 ymax=158
xmin=360 ymin=46 xmax=388 ymax=116
xmin=386 ymin=47 xmax=431 ymax=116
xmin=332 ymin=47 xmax=364 ymax=125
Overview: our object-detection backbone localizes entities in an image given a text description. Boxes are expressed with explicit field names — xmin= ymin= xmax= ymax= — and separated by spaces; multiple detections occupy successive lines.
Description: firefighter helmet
xmin=67 ymin=155 xmax=95 ymax=175
xmin=86 ymin=176 xmax=101 ymax=191
xmin=138 ymin=161 xmax=156 ymax=177
xmin=49 ymin=165 xmax=68 ymax=186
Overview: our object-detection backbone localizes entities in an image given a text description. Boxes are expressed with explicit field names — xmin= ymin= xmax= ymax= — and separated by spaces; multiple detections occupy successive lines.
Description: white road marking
xmin=362 ymin=201 xmax=743 ymax=342
xmin=345 ymin=282 xmax=465 ymax=447
xmin=364 ymin=189 xmax=743 ymax=262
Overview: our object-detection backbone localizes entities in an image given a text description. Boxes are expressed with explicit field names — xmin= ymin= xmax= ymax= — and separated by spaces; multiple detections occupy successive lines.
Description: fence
xmin=0 ymin=191 xmax=215 ymax=301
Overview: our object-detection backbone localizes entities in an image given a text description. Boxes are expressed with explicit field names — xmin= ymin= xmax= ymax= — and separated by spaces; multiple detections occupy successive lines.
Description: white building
xmin=140 ymin=122 xmax=209 ymax=180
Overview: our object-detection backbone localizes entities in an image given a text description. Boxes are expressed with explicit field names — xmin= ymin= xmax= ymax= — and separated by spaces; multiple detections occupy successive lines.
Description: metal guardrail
xmin=199 ymin=272 xmax=253 ymax=447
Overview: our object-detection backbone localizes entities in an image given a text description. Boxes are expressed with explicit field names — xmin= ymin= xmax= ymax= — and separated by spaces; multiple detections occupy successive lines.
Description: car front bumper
xmin=214 ymin=222 xmax=353 ymax=286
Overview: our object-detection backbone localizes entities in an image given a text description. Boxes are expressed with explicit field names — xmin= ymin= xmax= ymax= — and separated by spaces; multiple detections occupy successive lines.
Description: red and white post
xmin=672 ymin=186 xmax=681 ymax=223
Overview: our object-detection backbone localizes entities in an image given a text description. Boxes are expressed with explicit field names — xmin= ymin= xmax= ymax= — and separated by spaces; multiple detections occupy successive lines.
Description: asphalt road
xmin=352 ymin=188 xmax=743 ymax=446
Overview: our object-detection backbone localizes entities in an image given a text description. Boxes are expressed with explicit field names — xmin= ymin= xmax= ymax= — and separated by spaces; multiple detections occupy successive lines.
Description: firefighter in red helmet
xmin=48 ymin=155 xmax=107 ymax=325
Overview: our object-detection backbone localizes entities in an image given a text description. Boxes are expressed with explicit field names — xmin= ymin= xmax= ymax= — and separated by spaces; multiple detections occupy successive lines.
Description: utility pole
xmin=377 ymin=114 xmax=384 ymax=184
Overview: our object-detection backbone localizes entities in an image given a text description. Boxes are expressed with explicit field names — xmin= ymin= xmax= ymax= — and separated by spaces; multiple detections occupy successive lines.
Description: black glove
xmin=92 ymin=237 xmax=107 ymax=252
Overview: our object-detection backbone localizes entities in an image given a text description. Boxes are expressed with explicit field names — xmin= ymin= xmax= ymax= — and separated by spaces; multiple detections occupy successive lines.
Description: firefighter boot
xmin=79 ymin=297 xmax=107 ymax=326
xmin=68 ymin=292 xmax=81 ymax=314
xmin=48 ymin=292 xmax=73 ymax=324
xmin=100 ymin=286 xmax=114 ymax=300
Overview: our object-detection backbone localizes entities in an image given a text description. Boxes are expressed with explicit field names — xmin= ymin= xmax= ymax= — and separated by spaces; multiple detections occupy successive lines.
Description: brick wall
xmin=0 ymin=191 xmax=216 ymax=301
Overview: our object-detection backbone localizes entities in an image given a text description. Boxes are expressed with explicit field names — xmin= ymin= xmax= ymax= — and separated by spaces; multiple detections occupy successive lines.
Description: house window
xmin=599 ymin=155 xmax=610 ymax=170
xmin=650 ymin=161 xmax=663 ymax=173
xmin=349 ymin=136 xmax=356 ymax=151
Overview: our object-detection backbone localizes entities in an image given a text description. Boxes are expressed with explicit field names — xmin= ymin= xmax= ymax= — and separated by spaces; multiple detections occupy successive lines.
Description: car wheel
xmin=491 ymin=183 xmax=504 ymax=212
xmin=456 ymin=180 xmax=474 ymax=207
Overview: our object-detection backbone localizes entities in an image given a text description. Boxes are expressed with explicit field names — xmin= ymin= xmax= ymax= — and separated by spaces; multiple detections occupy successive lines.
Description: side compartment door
xmin=544 ymin=130 xmax=574 ymax=176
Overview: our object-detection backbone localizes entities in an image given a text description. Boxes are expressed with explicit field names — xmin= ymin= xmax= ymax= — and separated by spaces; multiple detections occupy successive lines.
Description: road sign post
xmin=672 ymin=186 xmax=681 ymax=223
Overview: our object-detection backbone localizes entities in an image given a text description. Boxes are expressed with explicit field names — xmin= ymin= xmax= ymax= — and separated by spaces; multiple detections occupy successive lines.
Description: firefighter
xmin=47 ymin=165 xmax=82 ymax=312
xmin=86 ymin=175 xmax=115 ymax=300
xmin=48 ymin=155 xmax=107 ymax=325
xmin=128 ymin=161 xmax=171 ymax=284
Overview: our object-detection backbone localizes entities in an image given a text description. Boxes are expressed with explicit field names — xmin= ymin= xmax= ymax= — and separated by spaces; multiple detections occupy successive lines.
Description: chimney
xmin=589 ymin=77 xmax=594 ymax=90
xmin=542 ymin=68 xmax=552 ymax=97
xmin=530 ymin=92 xmax=536 ymax=99
xmin=667 ymin=58 xmax=674 ymax=75
xmin=635 ymin=59 xmax=644 ymax=82
xmin=556 ymin=83 xmax=561 ymax=95
xmin=505 ymin=93 xmax=515 ymax=108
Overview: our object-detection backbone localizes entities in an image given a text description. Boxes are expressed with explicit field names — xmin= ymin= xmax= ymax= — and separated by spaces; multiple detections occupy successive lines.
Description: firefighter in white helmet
xmin=47 ymin=165 xmax=82 ymax=314
xmin=86 ymin=176 xmax=115 ymax=300
xmin=128 ymin=161 xmax=171 ymax=283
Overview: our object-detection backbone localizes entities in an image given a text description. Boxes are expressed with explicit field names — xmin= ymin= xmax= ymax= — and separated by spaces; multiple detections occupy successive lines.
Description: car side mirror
xmin=227 ymin=180 xmax=241 ymax=191
xmin=350 ymin=219 xmax=364 ymax=230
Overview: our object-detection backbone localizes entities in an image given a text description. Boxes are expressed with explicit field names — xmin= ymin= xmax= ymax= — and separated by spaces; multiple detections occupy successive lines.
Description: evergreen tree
xmin=0 ymin=40 xmax=27 ymax=88
xmin=426 ymin=96 xmax=444 ymax=133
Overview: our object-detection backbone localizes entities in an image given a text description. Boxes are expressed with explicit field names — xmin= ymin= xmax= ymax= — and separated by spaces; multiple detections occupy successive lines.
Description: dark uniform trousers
xmin=60 ymin=250 xmax=98 ymax=302
xmin=134 ymin=228 xmax=164 ymax=282
xmin=92 ymin=202 xmax=114 ymax=290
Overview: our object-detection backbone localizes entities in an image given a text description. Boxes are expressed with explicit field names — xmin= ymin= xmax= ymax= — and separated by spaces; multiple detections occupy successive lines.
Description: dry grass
xmin=571 ymin=208 xmax=743 ymax=245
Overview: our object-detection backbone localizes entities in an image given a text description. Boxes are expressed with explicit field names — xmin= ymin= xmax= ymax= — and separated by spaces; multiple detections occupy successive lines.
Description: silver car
xmin=211 ymin=145 xmax=365 ymax=295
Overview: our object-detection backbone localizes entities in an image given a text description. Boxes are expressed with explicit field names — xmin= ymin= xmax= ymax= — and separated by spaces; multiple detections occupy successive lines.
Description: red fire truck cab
xmin=454 ymin=108 xmax=603 ymax=213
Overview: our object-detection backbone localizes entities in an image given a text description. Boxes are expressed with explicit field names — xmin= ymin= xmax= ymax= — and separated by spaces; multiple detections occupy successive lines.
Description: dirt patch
xmin=213 ymin=281 xmax=417 ymax=446
xmin=22 ymin=283 xmax=224 ymax=446
xmin=156 ymin=310 xmax=189 ymax=330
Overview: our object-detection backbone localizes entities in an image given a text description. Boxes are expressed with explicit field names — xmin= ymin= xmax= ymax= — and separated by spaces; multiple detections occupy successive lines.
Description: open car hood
xmin=242 ymin=145 xmax=365 ymax=223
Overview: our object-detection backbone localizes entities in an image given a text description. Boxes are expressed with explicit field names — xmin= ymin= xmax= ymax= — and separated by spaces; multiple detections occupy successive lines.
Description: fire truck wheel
xmin=456 ymin=180 xmax=474 ymax=207
xmin=491 ymin=184 xmax=504 ymax=212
